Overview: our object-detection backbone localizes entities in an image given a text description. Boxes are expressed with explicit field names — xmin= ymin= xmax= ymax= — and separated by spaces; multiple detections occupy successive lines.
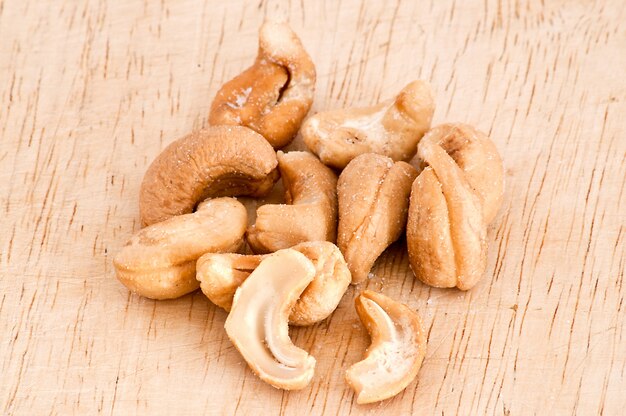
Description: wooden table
xmin=1 ymin=0 xmax=624 ymax=414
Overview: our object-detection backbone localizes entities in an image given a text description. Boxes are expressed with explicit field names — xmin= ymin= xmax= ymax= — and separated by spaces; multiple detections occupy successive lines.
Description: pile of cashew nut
xmin=113 ymin=21 xmax=504 ymax=404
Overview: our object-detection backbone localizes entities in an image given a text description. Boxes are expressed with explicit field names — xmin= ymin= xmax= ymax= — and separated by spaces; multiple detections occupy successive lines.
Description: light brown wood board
xmin=1 ymin=0 xmax=625 ymax=414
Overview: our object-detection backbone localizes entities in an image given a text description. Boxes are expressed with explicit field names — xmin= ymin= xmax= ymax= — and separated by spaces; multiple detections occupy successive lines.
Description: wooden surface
xmin=1 ymin=0 xmax=625 ymax=414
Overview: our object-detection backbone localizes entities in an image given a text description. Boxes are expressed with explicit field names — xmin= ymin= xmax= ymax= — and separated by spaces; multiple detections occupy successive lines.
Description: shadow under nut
xmin=406 ymin=123 xmax=504 ymax=290
xmin=209 ymin=21 xmax=316 ymax=149
xmin=140 ymin=126 xmax=279 ymax=226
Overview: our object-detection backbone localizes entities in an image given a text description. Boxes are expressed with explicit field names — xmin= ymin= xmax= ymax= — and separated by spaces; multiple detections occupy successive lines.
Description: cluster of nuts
xmin=113 ymin=21 xmax=504 ymax=404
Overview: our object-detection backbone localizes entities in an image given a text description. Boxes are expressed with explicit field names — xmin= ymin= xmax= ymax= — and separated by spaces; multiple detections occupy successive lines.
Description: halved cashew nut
xmin=302 ymin=80 xmax=434 ymax=169
xmin=247 ymin=151 xmax=338 ymax=254
xmin=346 ymin=290 xmax=426 ymax=404
xmin=196 ymin=241 xmax=351 ymax=326
xmin=407 ymin=123 xmax=504 ymax=290
xmin=114 ymin=198 xmax=247 ymax=300
xmin=140 ymin=126 xmax=279 ymax=226
xmin=337 ymin=153 xmax=417 ymax=283
xmin=209 ymin=21 xmax=316 ymax=149
xmin=225 ymin=249 xmax=317 ymax=390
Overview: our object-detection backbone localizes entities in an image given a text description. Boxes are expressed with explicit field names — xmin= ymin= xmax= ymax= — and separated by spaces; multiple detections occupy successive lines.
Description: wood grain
xmin=1 ymin=0 xmax=625 ymax=414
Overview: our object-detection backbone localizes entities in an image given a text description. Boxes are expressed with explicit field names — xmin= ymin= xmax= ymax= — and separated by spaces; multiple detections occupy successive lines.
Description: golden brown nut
xmin=197 ymin=253 xmax=260 ymax=311
xmin=139 ymin=126 xmax=279 ymax=226
xmin=302 ymin=80 xmax=434 ymax=169
xmin=247 ymin=151 xmax=338 ymax=253
xmin=209 ymin=21 xmax=316 ymax=149
xmin=346 ymin=290 xmax=426 ymax=404
xmin=114 ymin=198 xmax=247 ymax=300
xmin=407 ymin=123 xmax=504 ymax=290
xmin=225 ymin=249 xmax=317 ymax=390
xmin=337 ymin=153 xmax=417 ymax=283
xmin=196 ymin=241 xmax=351 ymax=325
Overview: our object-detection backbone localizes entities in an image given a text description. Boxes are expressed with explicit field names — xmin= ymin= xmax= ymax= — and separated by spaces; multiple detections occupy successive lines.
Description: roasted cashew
xmin=139 ymin=126 xmax=279 ymax=226
xmin=114 ymin=198 xmax=247 ymax=300
xmin=337 ymin=153 xmax=417 ymax=283
xmin=302 ymin=80 xmax=434 ymax=169
xmin=407 ymin=123 xmax=504 ymax=290
xmin=346 ymin=290 xmax=426 ymax=404
xmin=196 ymin=241 xmax=351 ymax=326
xmin=225 ymin=249 xmax=317 ymax=390
xmin=247 ymin=151 xmax=338 ymax=253
xmin=209 ymin=21 xmax=316 ymax=149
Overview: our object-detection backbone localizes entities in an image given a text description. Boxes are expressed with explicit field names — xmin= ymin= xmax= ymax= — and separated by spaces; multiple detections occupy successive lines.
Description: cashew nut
xmin=225 ymin=248 xmax=317 ymax=390
xmin=139 ymin=126 xmax=279 ymax=226
xmin=114 ymin=197 xmax=247 ymax=300
xmin=302 ymin=80 xmax=434 ymax=169
xmin=337 ymin=153 xmax=417 ymax=283
xmin=196 ymin=241 xmax=351 ymax=326
xmin=197 ymin=253 xmax=259 ymax=311
xmin=247 ymin=151 xmax=338 ymax=254
xmin=407 ymin=123 xmax=504 ymax=290
xmin=209 ymin=21 xmax=316 ymax=149
xmin=346 ymin=290 xmax=426 ymax=404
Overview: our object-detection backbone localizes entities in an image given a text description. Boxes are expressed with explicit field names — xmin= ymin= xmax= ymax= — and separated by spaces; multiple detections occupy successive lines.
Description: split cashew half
xmin=407 ymin=123 xmax=504 ymax=290
xmin=225 ymin=249 xmax=317 ymax=390
xmin=114 ymin=198 xmax=247 ymax=300
xmin=337 ymin=153 xmax=417 ymax=283
xmin=302 ymin=80 xmax=434 ymax=169
xmin=247 ymin=151 xmax=338 ymax=253
xmin=196 ymin=241 xmax=351 ymax=326
xmin=139 ymin=126 xmax=279 ymax=226
xmin=346 ymin=290 xmax=426 ymax=404
xmin=209 ymin=21 xmax=316 ymax=149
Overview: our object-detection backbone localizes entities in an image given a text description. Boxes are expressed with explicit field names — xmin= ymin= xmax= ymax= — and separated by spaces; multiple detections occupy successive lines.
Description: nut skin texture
xmin=114 ymin=198 xmax=247 ymax=300
xmin=196 ymin=241 xmax=351 ymax=326
xmin=346 ymin=290 xmax=426 ymax=404
xmin=247 ymin=151 xmax=338 ymax=254
xmin=209 ymin=21 xmax=316 ymax=149
xmin=337 ymin=153 xmax=418 ymax=284
xmin=407 ymin=123 xmax=504 ymax=290
xmin=139 ymin=126 xmax=279 ymax=227
xmin=224 ymin=249 xmax=317 ymax=390
xmin=302 ymin=80 xmax=434 ymax=169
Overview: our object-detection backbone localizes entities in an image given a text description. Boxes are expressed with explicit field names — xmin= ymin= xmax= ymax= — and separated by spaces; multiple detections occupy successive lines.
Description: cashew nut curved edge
xmin=139 ymin=125 xmax=279 ymax=227
xmin=337 ymin=153 xmax=417 ymax=283
xmin=346 ymin=290 xmax=426 ymax=404
xmin=407 ymin=123 xmax=504 ymax=290
xmin=197 ymin=241 xmax=351 ymax=326
xmin=209 ymin=21 xmax=316 ymax=149
xmin=224 ymin=248 xmax=317 ymax=390
xmin=302 ymin=80 xmax=434 ymax=169
xmin=114 ymin=197 xmax=247 ymax=300
xmin=247 ymin=151 xmax=338 ymax=254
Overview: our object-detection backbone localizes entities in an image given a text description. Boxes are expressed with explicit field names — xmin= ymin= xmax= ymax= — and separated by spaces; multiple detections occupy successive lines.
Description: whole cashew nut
xmin=196 ymin=241 xmax=351 ymax=326
xmin=209 ymin=21 xmax=316 ymax=149
xmin=407 ymin=123 xmax=504 ymax=290
xmin=225 ymin=248 xmax=317 ymax=390
xmin=337 ymin=153 xmax=417 ymax=283
xmin=139 ymin=126 xmax=279 ymax=226
xmin=346 ymin=290 xmax=426 ymax=404
xmin=114 ymin=197 xmax=247 ymax=300
xmin=247 ymin=151 xmax=338 ymax=254
xmin=302 ymin=80 xmax=434 ymax=169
